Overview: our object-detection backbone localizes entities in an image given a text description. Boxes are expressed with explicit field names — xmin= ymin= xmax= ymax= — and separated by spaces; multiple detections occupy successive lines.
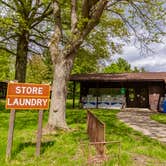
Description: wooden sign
xmin=6 ymin=83 xmax=50 ymax=109
xmin=6 ymin=82 xmax=50 ymax=159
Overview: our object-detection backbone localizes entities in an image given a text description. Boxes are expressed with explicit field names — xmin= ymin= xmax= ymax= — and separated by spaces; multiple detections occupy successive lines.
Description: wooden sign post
xmin=36 ymin=110 xmax=44 ymax=157
xmin=6 ymin=109 xmax=16 ymax=160
xmin=6 ymin=83 xmax=50 ymax=159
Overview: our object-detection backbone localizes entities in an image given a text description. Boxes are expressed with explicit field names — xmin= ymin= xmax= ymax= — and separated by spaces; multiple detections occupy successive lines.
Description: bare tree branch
xmin=13 ymin=0 xmax=27 ymax=17
xmin=28 ymin=48 xmax=41 ymax=55
xmin=71 ymin=0 xmax=78 ymax=34
xmin=63 ymin=0 xmax=108 ymax=58
xmin=81 ymin=0 xmax=89 ymax=18
xmin=82 ymin=0 xmax=108 ymax=38
xmin=0 ymin=35 xmax=18 ymax=42
xmin=107 ymin=8 xmax=155 ymax=56
xmin=29 ymin=39 xmax=48 ymax=49
xmin=1 ymin=0 xmax=16 ymax=10
xmin=30 ymin=3 xmax=52 ymax=28
xmin=0 ymin=46 xmax=16 ymax=55
xmin=30 ymin=34 xmax=47 ymax=40
xmin=129 ymin=1 xmax=163 ymax=33
xmin=82 ymin=0 xmax=99 ymax=18
xmin=107 ymin=9 xmax=137 ymax=36
xmin=29 ymin=2 xmax=43 ymax=21
xmin=32 ymin=27 xmax=51 ymax=41
xmin=106 ymin=0 xmax=124 ymax=8
xmin=49 ymin=0 xmax=63 ymax=63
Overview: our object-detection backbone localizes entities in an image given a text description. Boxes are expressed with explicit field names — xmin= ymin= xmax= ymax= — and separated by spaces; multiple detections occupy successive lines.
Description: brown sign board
xmin=6 ymin=83 xmax=50 ymax=109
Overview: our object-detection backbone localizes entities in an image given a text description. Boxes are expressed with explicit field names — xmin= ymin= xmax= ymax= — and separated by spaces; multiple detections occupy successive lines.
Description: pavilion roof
xmin=70 ymin=72 xmax=166 ymax=83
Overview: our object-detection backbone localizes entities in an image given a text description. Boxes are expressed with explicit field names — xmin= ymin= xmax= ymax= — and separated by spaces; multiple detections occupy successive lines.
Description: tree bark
xmin=47 ymin=55 xmax=74 ymax=130
xmin=46 ymin=0 xmax=108 ymax=131
xmin=15 ymin=31 xmax=29 ymax=83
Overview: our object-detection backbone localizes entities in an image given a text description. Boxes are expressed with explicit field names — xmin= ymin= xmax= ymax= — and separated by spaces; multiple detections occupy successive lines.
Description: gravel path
xmin=117 ymin=110 xmax=166 ymax=143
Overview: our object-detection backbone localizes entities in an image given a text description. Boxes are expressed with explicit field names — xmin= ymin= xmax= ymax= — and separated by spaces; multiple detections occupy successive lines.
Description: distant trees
xmin=26 ymin=54 xmax=52 ymax=84
xmin=104 ymin=58 xmax=131 ymax=73
xmin=103 ymin=58 xmax=146 ymax=73
xmin=0 ymin=50 xmax=14 ymax=80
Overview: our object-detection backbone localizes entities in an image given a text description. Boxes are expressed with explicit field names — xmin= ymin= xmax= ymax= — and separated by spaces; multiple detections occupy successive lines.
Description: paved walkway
xmin=117 ymin=109 xmax=166 ymax=143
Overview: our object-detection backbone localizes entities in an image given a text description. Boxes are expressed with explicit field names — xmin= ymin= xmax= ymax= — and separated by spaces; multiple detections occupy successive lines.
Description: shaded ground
xmin=118 ymin=109 xmax=166 ymax=143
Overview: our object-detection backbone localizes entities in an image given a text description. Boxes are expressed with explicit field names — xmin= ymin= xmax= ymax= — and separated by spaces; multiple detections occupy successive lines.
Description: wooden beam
xmin=79 ymin=82 xmax=83 ymax=108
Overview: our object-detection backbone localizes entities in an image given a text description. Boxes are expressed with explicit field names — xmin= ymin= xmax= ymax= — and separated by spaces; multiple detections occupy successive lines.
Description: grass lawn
xmin=0 ymin=99 xmax=166 ymax=166
xmin=151 ymin=113 xmax=166 ymax=124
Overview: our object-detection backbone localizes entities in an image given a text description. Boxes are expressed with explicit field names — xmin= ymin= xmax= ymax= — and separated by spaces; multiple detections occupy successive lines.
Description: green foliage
xmin=72 ymin=48 xmax=101 ymax=74
xmin=26 ymin=54 xmax=52 ymax=84
xmin=86 ymin=29 xmax=110 ymax=59
xmin=100 ymin=13 xmax=129 ymax=39
xmin=42 ymin=50 xmax=53 ymax=82
xmin=103 ymin=58 xmax=132 ymax=73
xmin=72 ymin=24 xmax=112 ymax=74
xmin=0 ymin=0 xmax=53 ymax=82
xmin=0 ymin=51 xmax=14 ymax=81
xmin=133 ymin=66 xmax=146 ymax=73
xmin=103 ymin=58 xmax=146 ymax=73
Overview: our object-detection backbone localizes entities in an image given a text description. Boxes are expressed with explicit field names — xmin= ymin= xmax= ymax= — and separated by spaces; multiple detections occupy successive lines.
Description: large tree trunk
xmin=46 ymin=0 xmax=108 ymax=131
xmin=15 ymin=31 xmax=29 ymax=83
xmin=47 ymin=55 xmax=74 ymax=130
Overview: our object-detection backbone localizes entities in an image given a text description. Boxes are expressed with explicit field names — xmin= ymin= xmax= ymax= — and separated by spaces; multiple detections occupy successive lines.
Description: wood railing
xmin=87 ymin=110 xmax=105 ymax=155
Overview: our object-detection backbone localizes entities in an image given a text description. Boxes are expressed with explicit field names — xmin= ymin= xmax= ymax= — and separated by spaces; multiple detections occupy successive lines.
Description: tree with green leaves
xmin=103 ymin=58 xmax=132 ymax=73
xmin=47 ymin=0 xmax=165 ymax=130
xmin=0 ymin=0 xmax=52 ymax=82
xmin=0 ymin=0 xmax=120 ymax=83
xmin=103 ymin=57 xmax=146 ymax=73
xmin=133 ymin=66 xmax=146 ymax=73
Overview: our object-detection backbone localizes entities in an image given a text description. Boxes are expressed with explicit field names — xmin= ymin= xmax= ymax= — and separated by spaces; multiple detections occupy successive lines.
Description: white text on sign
xmin=6 ymin=83 xmax=50 ymax=109
xmin=15 ymin=86 xmax=43 ymax=95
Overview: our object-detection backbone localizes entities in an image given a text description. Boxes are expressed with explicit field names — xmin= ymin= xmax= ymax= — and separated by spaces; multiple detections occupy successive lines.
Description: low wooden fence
xmin=87 ymin=110 xmax=105 ymax=155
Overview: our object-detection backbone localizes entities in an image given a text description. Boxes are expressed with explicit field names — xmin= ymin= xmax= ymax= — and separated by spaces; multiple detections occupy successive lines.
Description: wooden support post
xmin=6 ymin=109 xmax=16 ymax=160
xmin=36 ymin=110 xmax=43 ymax=157
xmin=96 ymin=96 xmax=99 ymax=109
xmin=96 ymin=82 xmax=99 ymax=109
xmin=72 ymin=81 xmax=76 ymax=109
xmin=79 ymin=82 xmax=82 ymax=108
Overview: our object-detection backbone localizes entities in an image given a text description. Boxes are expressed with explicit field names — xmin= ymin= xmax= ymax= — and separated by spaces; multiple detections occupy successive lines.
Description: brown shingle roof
xmin=70 ymin=72 xmax=166 ymax=83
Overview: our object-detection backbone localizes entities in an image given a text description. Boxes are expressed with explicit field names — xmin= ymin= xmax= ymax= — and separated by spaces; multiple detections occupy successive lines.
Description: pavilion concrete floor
xmin=117 ymin=109 xmax=166 ymax=143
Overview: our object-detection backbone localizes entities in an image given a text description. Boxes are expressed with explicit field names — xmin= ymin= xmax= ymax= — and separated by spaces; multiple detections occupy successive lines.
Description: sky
xmin=112 ymin=38 xmax=166 ymax=72
xmin=110 ymin=1 xmax=166 ymax=72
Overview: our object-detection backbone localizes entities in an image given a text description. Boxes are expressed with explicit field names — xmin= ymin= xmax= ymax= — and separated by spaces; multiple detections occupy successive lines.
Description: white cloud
xmin=112 ymin=41 xmax=166 ymax=72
